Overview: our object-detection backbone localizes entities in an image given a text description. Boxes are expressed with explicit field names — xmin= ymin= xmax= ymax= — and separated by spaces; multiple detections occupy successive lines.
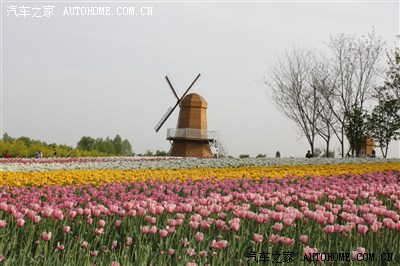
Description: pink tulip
xmin=253 ymin=233 xmax=263 ymax=243
xmin=138 ymin=208 xmax=146 ymax=216
xmin=63 ymin=226 xmax=71 ymax=234
xmin=94 ymin=228 xmax=104 ymax=235
xmin=304 ymin=246 xmax=320 ymax=261
xmin=323 ymin=225 xmax=335 ymax=234
xmin=215 ymin=220 xmax=226 ymax=228
xmin=357 ymin=224 xmax=369 ymax=234
xmin=187 ymin=248 xmax=196 ymax=256
xmin=90 ymin=250 xmax=99 ymax=257
xmin=272 ymin=222 xmax=283 ymax=232
xmin=167 ymin=219 xmax=177 ymax=227
xmin=0 ymin=220 xmax=6 ymax=228
xmin=76 ymin=207 xmax=84 ymax=216
xmin=57 ymin=242 xmax=65 ymax=251
xmin=211 ymin=240 xmax=228 ymax=250
xmin=182 ymin=204 xmax=192 ymax=213
xmin=98 ymin=220 xmax=106 ymax=228
xmin=300 ymin=235 xmax=308 ymax=244
xmin=200 ymin=208 xmax=211 ymax=218
xmin=333 ymin=224 xmax=343 ymax=233
xmin=114 ymin=220 xmax=122 ymax=228
xmin=83 ymin=208 xmax=91 ymax=216
xmin=82 ymin=241 xmax=90 ymax=249
xmin=41 ymin=231 xmax=52 ymax=241
xmin=229 ymin=218 xmax=240 ymax=232
xmin=92 ymin=209 xmax=101 ymax=217
xmin=282 ymin=218 xmax=293 ymax=226
xmin=218 ymin=212 xmax=227 ymax=220
xmin=53 ymin=209 xmax=64 ymax=220
xmin=68 ymin=211 xmax=77 ymax=220
xmin=200 ymin=220 xmax=210 ymax=230
xmin=141 ymin=226 xmax=150 ymax=234
xmin=16 ymin=218 xmax=25 ymax=227
xmin=352 ymin=247 xmax=365 ymax=260
xmin=282 ymin=237 xmax=295 ymax=246
xmin=166 ymin=226 xmax=176 ymax=234
xmin=149 ymin=226 xmax=157 ymax=234
xmin=111 ymin=262 xmax=120 ymax=266
xmin=126 ymin=237 xmax=133 ymax=247
xmin=371 ymin=221 xmax=382 ymax=232
xmin=0 ymin=255 xmax=4 ymax=262
xmin=33 ymin=215 xmax=41 ymax=224
xmin=181 ymin=237 xmax=189 ymax=247
xmin=189 ymin=221 xmax=199 ymax=230
xmin=165 ymin=204 xmax=176 ymax=213
xmin=42 ymin=208 xmax=53 ymax=218
xmin=168 ymin=248 xmax=175 ymax=256
xmin=195 ymin=232 xmax=204 ymax=242
xmin=191 ymin=214 xmax=201 ymax=221
xmin=159 ymin=229 xmax=168 ymax=238
xmin=111 ymin=240 xmax=118 ymax=250
xmin=269 ymin=234 xmax=281 ymax=244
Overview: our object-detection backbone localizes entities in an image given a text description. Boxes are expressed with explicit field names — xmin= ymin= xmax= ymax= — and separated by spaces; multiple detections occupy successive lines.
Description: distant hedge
xmin=1 ymin=133 xmax=133 ymax=158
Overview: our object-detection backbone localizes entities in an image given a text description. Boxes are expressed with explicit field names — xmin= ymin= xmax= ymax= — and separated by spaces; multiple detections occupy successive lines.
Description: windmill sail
xmin=154 ymin=107 xmax=174 ymax=132
xmin=154 ymin=73 xmax=201 ymax=133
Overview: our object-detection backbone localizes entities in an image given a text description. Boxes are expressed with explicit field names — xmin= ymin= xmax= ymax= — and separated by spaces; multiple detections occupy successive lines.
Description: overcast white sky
xmin=1 ymin=1 xmax=399 ymax=157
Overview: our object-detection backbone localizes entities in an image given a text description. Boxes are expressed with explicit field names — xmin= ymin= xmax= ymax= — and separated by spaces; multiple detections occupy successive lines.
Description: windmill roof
xmin=180 ymin=93 xmax=208 ymax=108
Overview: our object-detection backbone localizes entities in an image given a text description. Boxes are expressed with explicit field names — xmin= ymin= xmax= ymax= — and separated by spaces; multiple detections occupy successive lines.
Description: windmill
xmin=154 ymin=74 xmax=228 ymax=158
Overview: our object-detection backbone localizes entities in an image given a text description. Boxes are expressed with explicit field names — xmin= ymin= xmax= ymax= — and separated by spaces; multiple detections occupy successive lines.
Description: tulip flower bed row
xmin=1 ymin=161 xmax=399 ymax=188
xmin=1 ymin=157 xmax=399 ymax=172
xmin=0 ymin=170 xmax=400 ymax=265
xmin=0 ymin=157 xmax=178 ymax=165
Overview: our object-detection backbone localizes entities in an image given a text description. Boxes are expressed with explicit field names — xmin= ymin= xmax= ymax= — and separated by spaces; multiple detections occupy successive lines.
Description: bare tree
xmin=266 ymin=48 xmax=319 ymax=155
xmin=310 ymin=60 xmax=337 ymax=157
xmin=383 ymin=37 xmax=400 ymax=101
xmin=325 ymin=31 xmax=384 ymax=157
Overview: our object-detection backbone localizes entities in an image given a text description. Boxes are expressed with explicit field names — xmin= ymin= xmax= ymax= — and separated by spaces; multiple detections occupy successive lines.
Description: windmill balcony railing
xmin=167 ymin=128 xmax=218 ymax=141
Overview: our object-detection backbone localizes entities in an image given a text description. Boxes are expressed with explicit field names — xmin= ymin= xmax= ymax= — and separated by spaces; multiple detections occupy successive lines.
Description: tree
xmin=17 ymin=136 xmax=32 ymax=147
xmin=144 ymin=150 xmax=154 ymax=156
xmin=113 ymin=135 xmax=123 ymax=155
xmin=326 ymin=31 xmax=384 ymax=156
xmin=121 ymin=139 xmax=133 ymax=156
xmin=383 ymin=38 xmax=400 ymax=101
xmin=2 ymin=133 xmax=13 ymax=142
xmin=310 ymin=60 xmax=337 ymax=157
xmin=94 ymin=138 xmax=107 ymax=154
xmin=155 ymin=150 xmax=169 ymax=156
xmin=103 ymin=137 xmax=116 ymax=155
xmin=267 ymin=47 xmax=319 ymax=155
xmin=77 ymin=136 xmax=96 ymax=151
xmin=367 ymin=91 xmax=400 ymax=158
xmin=344 ymin=104 xmax=368 ymax=157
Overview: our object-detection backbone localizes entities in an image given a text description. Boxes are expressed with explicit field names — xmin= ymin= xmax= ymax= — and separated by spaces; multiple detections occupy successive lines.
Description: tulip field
xmin=0 ymin=157 xmax=400 ymax=265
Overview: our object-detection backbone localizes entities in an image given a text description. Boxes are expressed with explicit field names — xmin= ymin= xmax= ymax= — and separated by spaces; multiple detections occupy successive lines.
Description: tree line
xmin=266 ymin=31 xmax=400 ymax=158
xmin=1 ymin=133 xmax=133 ymax=158
xmin=76 ymin=135 xmax=133 ymax=156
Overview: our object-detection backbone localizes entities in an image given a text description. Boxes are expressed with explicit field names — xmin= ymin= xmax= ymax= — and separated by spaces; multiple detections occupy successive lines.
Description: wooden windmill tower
xmin=154 ymin=74 xmax=228 ymax=158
